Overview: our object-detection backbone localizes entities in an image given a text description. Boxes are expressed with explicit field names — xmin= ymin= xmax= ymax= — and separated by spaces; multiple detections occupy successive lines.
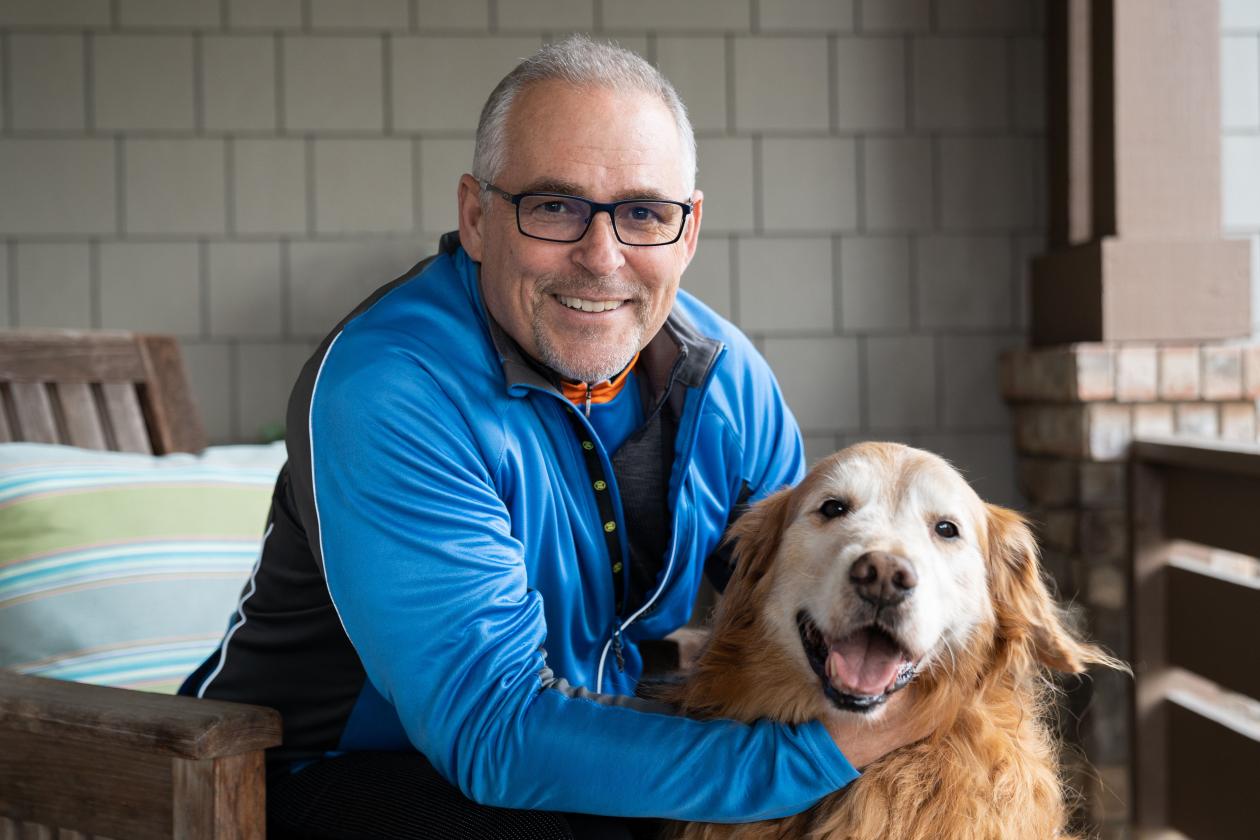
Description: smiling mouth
xmin=554 ymin=294 xmax=627 ymax=313
xmin=797 ymin=611 xmax=917 ymax=713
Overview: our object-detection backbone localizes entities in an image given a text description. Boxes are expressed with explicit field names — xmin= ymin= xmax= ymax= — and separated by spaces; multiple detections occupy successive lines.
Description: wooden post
xmin=1033 ymin=0 xmax=1251 ymax=344
xmin=1128 ymin=456 xmax=1168 ymax=831
xmin=172 ymin=753 xmax=267 ymax=840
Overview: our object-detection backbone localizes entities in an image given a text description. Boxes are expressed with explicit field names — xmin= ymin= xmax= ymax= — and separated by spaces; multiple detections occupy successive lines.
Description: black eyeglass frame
xmin=480 ymin=180 xmax=694 ymax=247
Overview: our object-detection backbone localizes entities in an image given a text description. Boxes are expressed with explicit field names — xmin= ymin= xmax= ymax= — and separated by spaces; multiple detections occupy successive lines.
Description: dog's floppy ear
xmin=723 ymin=485 xmax=797 ymax=599
xmin=985 ymin=503 xmax=1111 ymax=675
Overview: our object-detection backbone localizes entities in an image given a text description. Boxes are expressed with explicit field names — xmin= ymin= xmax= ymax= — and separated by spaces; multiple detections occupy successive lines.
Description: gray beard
xmin=533 ymin=310 xmax=646 ymax=383
xmin=532 ymin=275 xmax=649 ymax=383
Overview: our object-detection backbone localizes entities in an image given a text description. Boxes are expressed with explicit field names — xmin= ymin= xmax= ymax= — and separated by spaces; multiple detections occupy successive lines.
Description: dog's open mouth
xmin=797 ymin=610 xmax=917 ymax=713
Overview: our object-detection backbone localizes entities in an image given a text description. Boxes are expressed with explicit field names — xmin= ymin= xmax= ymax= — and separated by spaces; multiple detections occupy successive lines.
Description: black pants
xmin=267 ymin=751 xmax=665 ymax=840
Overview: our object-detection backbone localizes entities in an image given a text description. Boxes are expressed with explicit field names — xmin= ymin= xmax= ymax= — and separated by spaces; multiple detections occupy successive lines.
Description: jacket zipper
xmin=593 ymin=343 xmax=728 ymax=692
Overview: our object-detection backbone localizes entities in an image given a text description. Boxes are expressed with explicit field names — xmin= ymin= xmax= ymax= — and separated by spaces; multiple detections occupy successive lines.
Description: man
xmin=183 ymin=36 xmax=922 ymax=839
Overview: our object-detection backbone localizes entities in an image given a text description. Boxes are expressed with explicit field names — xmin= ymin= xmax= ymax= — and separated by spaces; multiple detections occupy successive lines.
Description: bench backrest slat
xmin=0 ymin=330 xmax=205 ymax=454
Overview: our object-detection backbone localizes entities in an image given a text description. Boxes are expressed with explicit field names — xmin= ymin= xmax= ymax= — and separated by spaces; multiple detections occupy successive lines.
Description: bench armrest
xmin=0 ymin=669 xmax=281 ymax=760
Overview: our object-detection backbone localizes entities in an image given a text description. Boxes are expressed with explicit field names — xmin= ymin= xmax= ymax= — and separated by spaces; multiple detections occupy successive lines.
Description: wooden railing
xmin=1130 ymin=438 xmax=1260 ymax=840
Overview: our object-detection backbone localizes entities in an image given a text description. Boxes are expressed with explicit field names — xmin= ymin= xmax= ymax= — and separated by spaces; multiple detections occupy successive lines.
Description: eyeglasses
xmin=480 ymin=180 xmax=692 ymax=246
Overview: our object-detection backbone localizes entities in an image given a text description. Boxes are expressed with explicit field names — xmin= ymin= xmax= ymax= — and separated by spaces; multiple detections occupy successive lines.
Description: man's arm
xmin=306 ymin=346 xmax=856 ymax=821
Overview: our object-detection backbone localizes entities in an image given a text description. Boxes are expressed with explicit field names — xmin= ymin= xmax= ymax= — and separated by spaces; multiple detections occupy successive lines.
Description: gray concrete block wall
xmin=0 ymin=0 xmax=1054 ymax=508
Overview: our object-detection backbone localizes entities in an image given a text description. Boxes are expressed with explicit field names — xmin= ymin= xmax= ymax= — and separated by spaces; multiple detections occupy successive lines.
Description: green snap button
xmin=594 ymin=480 xmax=607 ymax=491
xmin=604 ymin=521 xmax=616 ymax=533
xmin=582 ymin=441 xmax=594 ymax=451
xmin=612 ymin=562 xmax=623 ymax=573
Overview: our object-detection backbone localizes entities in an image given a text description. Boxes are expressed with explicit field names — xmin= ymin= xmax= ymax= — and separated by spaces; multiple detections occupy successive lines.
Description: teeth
xmin=556 ymin=295 xmax=624 ymax=313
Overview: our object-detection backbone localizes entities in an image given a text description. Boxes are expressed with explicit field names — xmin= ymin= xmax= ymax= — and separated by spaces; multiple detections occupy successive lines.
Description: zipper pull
xmin=584 ymin=384 xmax=593 ymax=417
xmin=613 ymin=625 xmax=625 ymax=672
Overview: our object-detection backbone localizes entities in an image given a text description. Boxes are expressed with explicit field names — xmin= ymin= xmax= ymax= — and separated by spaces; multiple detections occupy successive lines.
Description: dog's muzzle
xmin=797 ymin=611 xmax=917 ymax=713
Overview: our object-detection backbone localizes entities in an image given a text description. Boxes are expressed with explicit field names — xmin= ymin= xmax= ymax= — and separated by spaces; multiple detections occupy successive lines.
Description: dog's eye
xmin=934 ymin=520 xmax=960 ymax=539
xmin=819 ymin=499 xmax=849 ymax=519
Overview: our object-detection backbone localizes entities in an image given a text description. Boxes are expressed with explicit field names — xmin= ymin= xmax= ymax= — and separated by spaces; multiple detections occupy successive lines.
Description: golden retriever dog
xmin=668 ymin=442 xmax=1123 ymax=840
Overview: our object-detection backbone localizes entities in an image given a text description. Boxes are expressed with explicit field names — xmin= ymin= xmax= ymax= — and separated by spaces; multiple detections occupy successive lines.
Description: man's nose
xmin=571 ymin=211 xmax=626 ymax=276
xmin=849 ymin=551 xmax=918 ymax=608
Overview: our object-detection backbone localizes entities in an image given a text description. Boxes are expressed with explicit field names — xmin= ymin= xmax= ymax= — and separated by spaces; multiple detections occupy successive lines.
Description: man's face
xmin=458 ymin=81 xmax=703 ymax=383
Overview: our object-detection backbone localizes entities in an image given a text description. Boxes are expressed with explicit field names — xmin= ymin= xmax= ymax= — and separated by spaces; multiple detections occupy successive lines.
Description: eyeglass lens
xmin=517 ymin=195 xmax=685 ymax=245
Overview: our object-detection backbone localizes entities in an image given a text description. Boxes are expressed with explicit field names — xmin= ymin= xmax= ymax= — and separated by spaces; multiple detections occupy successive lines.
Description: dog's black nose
xmin=849 ymin=551 xmax=917 ymax=607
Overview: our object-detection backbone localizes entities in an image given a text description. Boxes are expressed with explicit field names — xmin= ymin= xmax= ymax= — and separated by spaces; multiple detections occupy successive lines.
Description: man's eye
xmin=819 ymin=499 xmax=849 ymax=519
xmin=539 ymin=201 xmax=571 ymax=214
xmin=627 ymin=204 xmax=661 ymax=223
xmin=934 ymin=520 xmax=960 ymax=539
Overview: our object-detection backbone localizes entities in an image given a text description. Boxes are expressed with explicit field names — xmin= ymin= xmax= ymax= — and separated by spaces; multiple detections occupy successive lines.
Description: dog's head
xmin=714 ymin=442 xmax=1109 ymax=721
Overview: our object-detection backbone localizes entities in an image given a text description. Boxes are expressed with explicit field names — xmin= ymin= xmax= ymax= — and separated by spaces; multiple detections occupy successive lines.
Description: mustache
xmin=536 ymin=273 xmax=639 ymax=300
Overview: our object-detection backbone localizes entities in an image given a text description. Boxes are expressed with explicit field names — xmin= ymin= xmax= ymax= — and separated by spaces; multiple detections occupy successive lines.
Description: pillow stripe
xmin=15 ymin=636 xmax=229 ymax=694
xmin=0 ymin=442 xmax=285 ymax=693
xmin=3 ymin=544 xmax=261 ymax=602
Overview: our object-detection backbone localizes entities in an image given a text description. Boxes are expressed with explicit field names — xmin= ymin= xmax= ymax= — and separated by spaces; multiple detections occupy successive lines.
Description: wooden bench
xmin=0 ymin=329 xmax=280 ymax=839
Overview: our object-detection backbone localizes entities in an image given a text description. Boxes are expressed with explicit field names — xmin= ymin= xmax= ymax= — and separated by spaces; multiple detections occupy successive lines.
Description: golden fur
xmin=666 ymin=443 xmax=1123 ymax=840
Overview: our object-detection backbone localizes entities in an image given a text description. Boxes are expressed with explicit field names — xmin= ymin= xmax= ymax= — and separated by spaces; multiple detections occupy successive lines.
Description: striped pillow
xmin=0 ymin=442 xmax=286 ymax=693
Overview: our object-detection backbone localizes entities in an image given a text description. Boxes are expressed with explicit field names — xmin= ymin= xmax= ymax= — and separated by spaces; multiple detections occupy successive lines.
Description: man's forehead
xmin=499 ymin=81 xmax=688 ymax=197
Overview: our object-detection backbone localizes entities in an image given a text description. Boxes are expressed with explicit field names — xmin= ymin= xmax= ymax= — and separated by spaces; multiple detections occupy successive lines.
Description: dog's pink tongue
xmin=828 ymin=631 xmax=902 ymax=696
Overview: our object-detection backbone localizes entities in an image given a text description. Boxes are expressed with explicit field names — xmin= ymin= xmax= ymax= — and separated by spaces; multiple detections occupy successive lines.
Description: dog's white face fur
xmin=762 ymin=444 xmax=996 ymax=717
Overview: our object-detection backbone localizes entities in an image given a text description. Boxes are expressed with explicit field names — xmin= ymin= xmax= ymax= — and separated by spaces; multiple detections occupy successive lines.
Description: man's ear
xmin=679 ymin=189 xmax=703 ymax=271
xmin=457 ymin=174 xmax=486 ymax=262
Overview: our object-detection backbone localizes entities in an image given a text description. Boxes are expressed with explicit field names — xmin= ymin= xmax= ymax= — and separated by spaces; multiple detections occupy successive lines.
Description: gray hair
xmin=472 ymin=34 xmax=697 ymax=195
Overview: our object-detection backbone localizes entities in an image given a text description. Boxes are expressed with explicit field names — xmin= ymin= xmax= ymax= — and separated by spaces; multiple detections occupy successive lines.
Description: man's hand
xmin=823 ymin=685 xmax=934 ymax=770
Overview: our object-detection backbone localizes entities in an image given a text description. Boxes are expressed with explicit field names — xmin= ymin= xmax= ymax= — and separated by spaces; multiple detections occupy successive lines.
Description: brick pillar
xmin=1001 ymin=344 xmax=1260 ymax=837
xmin=1017 ymin=5 xmax=1257 ymax=835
